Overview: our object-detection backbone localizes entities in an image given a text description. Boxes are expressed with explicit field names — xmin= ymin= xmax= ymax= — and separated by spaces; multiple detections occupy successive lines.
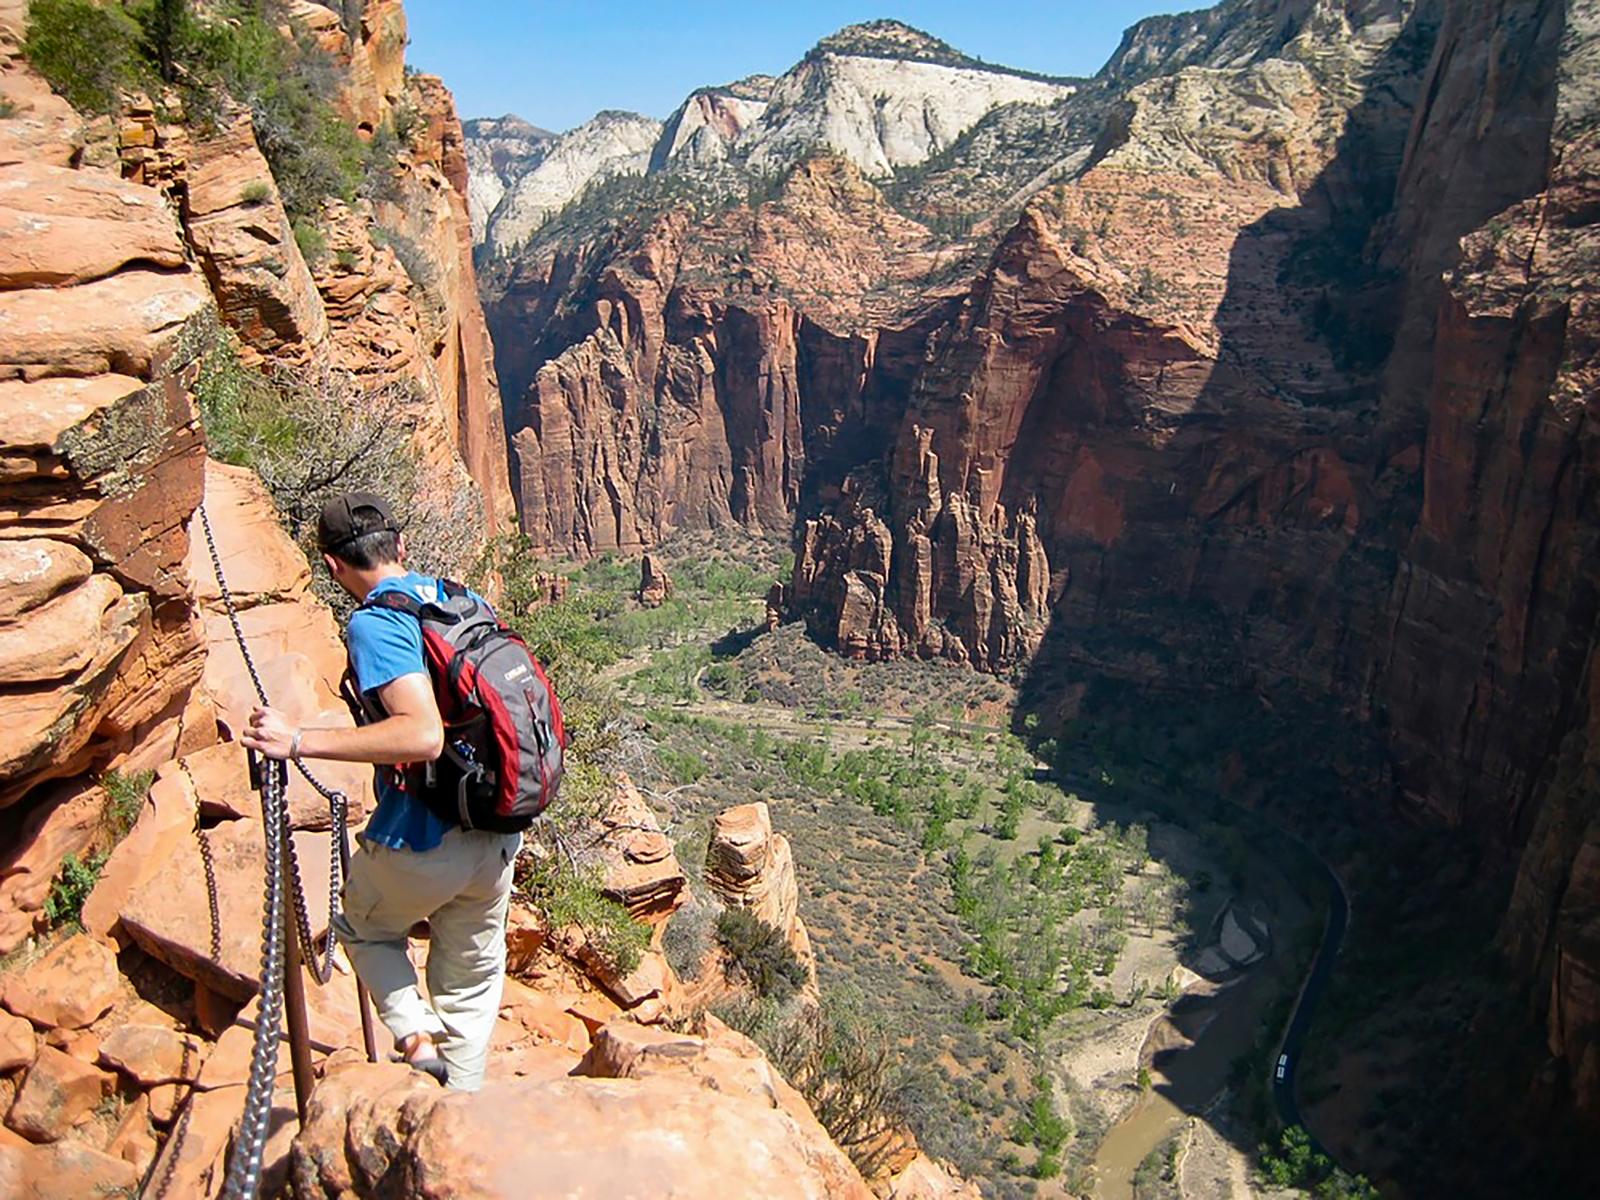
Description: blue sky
xmin=404 ymin=2 xmax=1195 ymax=133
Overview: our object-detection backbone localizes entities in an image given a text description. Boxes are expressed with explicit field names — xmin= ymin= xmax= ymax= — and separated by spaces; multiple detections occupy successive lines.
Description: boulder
xmin=97 ymin=1023 xmax=205 ymax=1087
xmin=0 ymin=162 xmax=186 ymax=288
xmin=180 ymin=117 xmax=328 ymax=360
xmin=575 ymin=1019 xmax=782 ymax=1106
xmin=0 ymin=934 xmax=120 ymax=1030
xmin=497 ymin=977 xmax=590 ymax=1055
xmin=0 ymin=540 xmax=91 ymax=621
xmin=0 ymin=574 xmax=125 ymax=684
xmin=44 ymin=1027 xmax=98 ymax=1064
xmin=120 ymin=818 xmax=333 ymax=1001
xmin=141 ymin=1082 xmax=261 ymax=1199
xmin=0 ymin=1141 xmax=140 ymax=1199
xmin=5 ymin=1046 xmax=112 ymax=1142
xmin=105 ymin=1093 xmax=159 ymax=1178
xmin=80 ymin=771 xmax=197 ymax=943
xmin=0 ymin=1010 xmax=36 ymax=1073
xmin=592 ymin=775 xmax=687 ymax=930
xmin=290 ymin=1059 xmax=873 ymax=1199
xmin=0 ymin=268 xmax=211 ymax=380
xmin=0 ymin=782 xmax=102 ymax=954
xmin=0 ymin=591 xmax=147 ymax=806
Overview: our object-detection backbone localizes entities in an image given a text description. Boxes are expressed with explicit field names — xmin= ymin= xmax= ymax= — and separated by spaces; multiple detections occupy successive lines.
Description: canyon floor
xmin=541 ymin=531 xmax=1335 ymax=1199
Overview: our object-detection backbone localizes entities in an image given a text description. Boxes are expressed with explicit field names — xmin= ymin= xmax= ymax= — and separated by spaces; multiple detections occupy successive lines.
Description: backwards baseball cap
xmin=316 ymin=491 xmax=400 ymax=555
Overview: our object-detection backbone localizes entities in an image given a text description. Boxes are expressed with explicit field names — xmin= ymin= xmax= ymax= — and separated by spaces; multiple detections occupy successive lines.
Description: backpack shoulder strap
xmin=360 ymin=589 xmax=426 ymax=619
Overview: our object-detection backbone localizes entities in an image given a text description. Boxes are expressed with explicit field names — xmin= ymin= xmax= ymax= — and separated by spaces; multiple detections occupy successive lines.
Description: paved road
xmin=1273 ymin=856 xmax=1350 ymax=1132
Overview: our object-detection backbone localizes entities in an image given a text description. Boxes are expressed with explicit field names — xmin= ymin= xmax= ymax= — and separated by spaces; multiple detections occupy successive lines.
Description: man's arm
xmin=240 ymin=672 xmax=445 ymax=765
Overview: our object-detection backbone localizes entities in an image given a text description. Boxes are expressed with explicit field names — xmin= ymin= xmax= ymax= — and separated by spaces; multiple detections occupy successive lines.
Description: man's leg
xmin=422 ymin=832 xmax=519 ymax=1091
xmin=334 ymin=839 xmax=474 ymax=1052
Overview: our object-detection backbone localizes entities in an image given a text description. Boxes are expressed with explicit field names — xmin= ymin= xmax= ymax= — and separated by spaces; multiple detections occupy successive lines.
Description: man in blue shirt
xmin=240 ymin=492 xmax=519 ymax=1090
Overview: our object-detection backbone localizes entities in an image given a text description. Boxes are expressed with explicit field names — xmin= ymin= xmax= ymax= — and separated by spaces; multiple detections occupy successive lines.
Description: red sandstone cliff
xmin=479 ymin=0 xmax=1600 ymax=1142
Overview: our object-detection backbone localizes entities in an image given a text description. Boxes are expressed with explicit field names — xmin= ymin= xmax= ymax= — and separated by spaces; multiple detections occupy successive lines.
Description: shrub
xmin=722 ymin=990 xmax=908 ymax=1179
xmin=23 ymin=0 xmax=143 ymax=113
xmin=44 ymin=851 xmax=106 ymax=928
xmin=657 ymin=747 xmax=704 ymax=785
xmin=240 ymin=179 xmax=272 ymax=205
xmin=662 ymin=894 xmax=719 ymax=981
xmin=516 ymin=836 xmax=649 ymax=976
xmin=193 ymin=340 xmax=485 ymax=611
xmin=28 ymin=1 xmax=369 ymax=223
xmin=184 ymin=5 xmax=365 ymax=221
xmin=716 ymin=906 xmax=809 ymax=1001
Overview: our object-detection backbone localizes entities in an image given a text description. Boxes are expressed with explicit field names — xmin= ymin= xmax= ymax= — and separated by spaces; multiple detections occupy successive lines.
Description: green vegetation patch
xmin=23 ymin=0 xmax=385 ymax=223
xmin=42 ymin=767 xmax=154 ymax=930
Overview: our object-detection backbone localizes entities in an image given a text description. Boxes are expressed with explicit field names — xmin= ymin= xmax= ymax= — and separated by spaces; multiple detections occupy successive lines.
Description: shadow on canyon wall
xmin=1013 ymin=0 xmax=1593 ymax=1193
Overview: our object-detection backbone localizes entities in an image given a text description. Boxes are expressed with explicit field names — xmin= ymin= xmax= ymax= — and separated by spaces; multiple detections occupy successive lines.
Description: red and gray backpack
xmin=343 ymin=579 xmax=566 ymax=833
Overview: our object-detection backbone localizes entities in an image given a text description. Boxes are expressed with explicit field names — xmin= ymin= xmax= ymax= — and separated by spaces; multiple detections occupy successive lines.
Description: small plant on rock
xmin=44 ymin=851 xmax=107 ymax=929
xmin=101 ymin=767 xmax=154 ymax=841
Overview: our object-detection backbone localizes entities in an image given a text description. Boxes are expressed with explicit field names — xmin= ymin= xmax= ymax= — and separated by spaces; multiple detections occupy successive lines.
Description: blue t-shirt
xmin=347 ymin=572 xmax=476 ymax=853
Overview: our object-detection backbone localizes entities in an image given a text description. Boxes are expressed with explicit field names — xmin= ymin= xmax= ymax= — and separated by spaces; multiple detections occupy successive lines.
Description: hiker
xmin=239 ymin=492 xmax=562 ymax=1090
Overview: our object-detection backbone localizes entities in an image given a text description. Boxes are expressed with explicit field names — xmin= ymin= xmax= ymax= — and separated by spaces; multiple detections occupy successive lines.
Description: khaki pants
xmin=332 ymin=827 xmax=521 ymax=1091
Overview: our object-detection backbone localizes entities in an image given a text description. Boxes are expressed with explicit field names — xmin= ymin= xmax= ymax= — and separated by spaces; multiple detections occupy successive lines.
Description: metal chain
xmin=197 ymin=499 xmax=346 ymax=984
xmin=178 ymin=760 xmax=223 ymax=965
xmin=197 ymin=501 xmax=351 ymax=1199
xmin=220 ymin=758 xmax=288 ymax=1200
xmin=140 ymin=1036 xmax=197 ymax=1199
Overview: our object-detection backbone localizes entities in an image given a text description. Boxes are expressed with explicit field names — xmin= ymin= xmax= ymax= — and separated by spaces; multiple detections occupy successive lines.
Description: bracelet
xmin=289 ymin=729 xmax=304 ymax=761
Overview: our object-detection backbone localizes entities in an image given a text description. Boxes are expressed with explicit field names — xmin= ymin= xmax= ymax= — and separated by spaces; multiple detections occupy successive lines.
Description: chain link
xmin=220 ymin=758 xmax=288 ymax=1200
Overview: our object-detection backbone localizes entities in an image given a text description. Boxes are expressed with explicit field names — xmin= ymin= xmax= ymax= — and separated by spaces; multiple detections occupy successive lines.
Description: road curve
xmin=1272 ymin=856 xmax=1350 ymax=1133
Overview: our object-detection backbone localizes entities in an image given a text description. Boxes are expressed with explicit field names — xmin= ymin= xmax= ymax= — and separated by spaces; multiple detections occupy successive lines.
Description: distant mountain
xmin=468 ymin=19 xmax=1078 ymax=253
xmin=481 ymin=110 xmax=663 ymax=253
xmin=462 ymin=115 xmax=555 ymax=243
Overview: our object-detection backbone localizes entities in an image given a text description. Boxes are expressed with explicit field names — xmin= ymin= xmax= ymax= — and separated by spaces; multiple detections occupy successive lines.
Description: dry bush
xmin=720 ymin=989 xmax=909 ymax=1179
xmin=227 ymin=360 xmax=486 ymax=612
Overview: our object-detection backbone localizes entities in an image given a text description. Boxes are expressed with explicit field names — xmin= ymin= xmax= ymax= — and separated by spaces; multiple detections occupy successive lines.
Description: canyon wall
xmin=479 ymin=0 xmax=1600 ymax=1132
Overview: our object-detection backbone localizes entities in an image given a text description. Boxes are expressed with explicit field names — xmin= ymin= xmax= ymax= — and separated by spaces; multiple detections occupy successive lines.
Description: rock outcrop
xmin=463 ymin=114 xmax=554 ymax=244
xmin=482 ymin=110 xmax=664 ymax=255
xmin=292 ymin=1019 xmax=873 ymax=1200
xmin=105 ymin=42 xmax=516 ymax=537
xmin=0 ymin=12 xmax=214 ymax=953
xmin=637 ymin=552 xmax=672 ymax=608
xmin=705 ymin=802 xmax=817 ymax=990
